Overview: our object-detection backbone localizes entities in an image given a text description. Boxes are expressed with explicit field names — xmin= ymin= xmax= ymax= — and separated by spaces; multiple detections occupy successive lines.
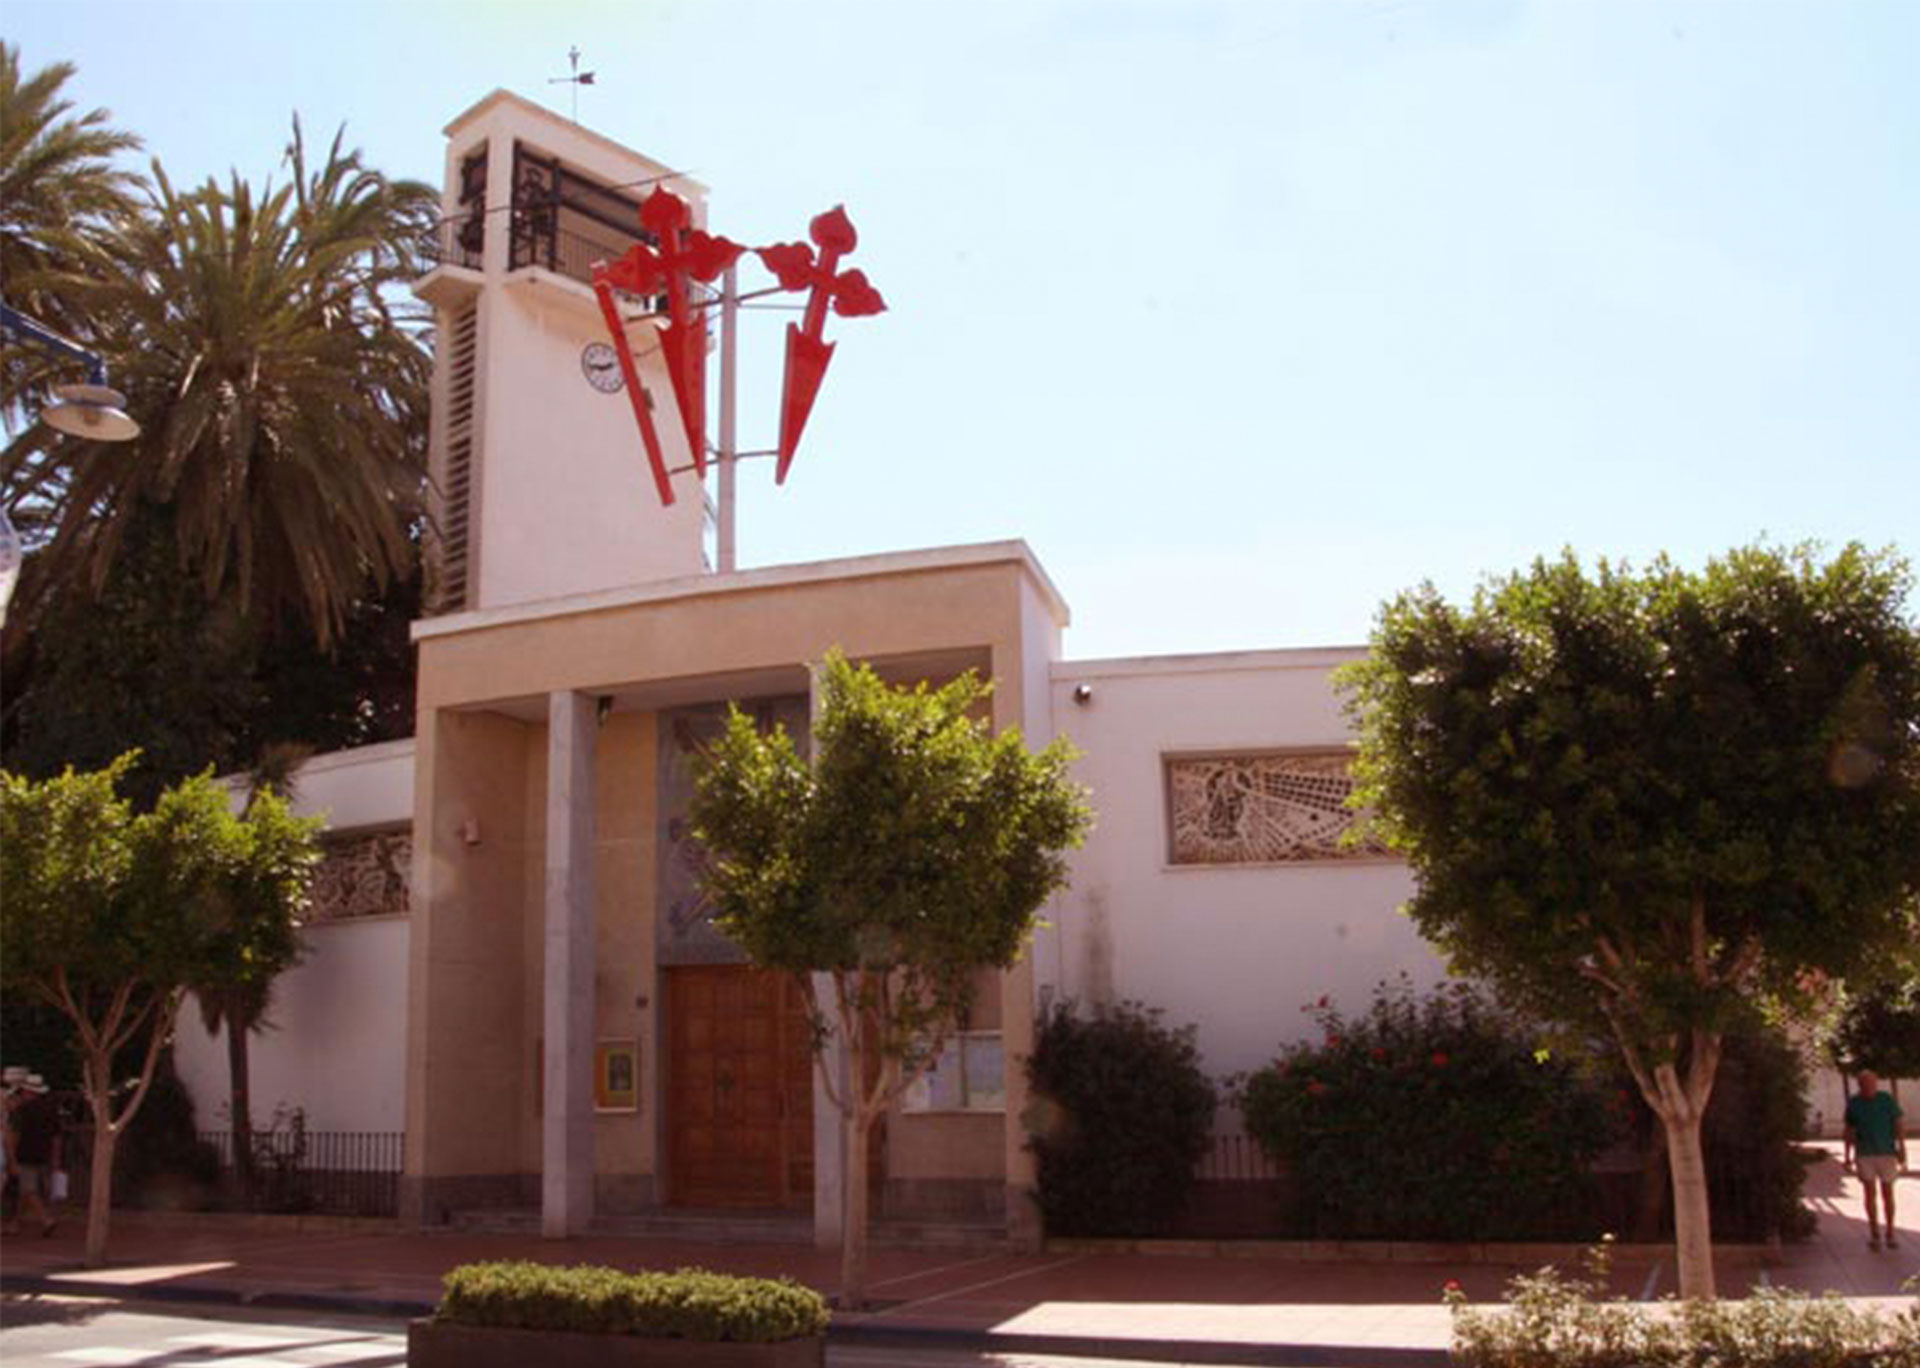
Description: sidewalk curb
xmin=1 ymin=1271 xmax=432 ymax=1322
xmin=1 ymin=1273 xmax=1452 ymax=1367
xmin=832 ymin=1322 xmax=1451 ymax=1365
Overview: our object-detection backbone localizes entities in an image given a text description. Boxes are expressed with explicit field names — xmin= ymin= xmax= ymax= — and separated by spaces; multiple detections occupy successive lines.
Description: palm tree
xmin=2 ymin=121 xmax=435 ymax=650
xmin=0 ymin=42 xmax=143 ymax=345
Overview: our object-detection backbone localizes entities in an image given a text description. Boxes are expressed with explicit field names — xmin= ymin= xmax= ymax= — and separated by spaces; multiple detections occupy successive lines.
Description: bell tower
xmin=414 ymin=90 xmax=710 ymax=615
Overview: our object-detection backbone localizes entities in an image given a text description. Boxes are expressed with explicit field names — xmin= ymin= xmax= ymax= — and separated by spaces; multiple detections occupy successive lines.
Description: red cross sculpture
xmin=592 ymin=187 xmax=743 ymax=506
xmin=756 ymin=206 xmax=886 ymax=483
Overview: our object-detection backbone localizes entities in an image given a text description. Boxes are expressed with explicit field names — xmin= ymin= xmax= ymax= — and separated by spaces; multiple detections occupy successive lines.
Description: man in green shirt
xmin=1843 ymin=1069 xmax=1907 ymax=1251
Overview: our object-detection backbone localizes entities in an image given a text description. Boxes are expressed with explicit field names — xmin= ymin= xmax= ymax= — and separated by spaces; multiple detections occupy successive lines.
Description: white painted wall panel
xmin=1046 ymin=650 xmax=1447 ymax=1085
xmin=174 ymin=918 xmax=410 ymax=1135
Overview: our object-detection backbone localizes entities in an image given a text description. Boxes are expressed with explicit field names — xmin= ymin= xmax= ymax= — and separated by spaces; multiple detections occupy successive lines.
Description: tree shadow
xmin=0 ymin=1292 xmax=113 ymax=1330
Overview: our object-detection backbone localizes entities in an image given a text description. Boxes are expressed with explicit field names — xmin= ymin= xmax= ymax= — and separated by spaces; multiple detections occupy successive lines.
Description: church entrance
xmin=665 ymin=964 xmax=815 ymax=1209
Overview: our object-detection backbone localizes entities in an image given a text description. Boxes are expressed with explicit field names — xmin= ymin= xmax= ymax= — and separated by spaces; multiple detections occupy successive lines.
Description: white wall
xmin=175 ymin=919 xmax=411 ymax=1135
xmin=177 ymin=741 xmax=416 ymax=1135
xmin=1043 ymin=649 xmax=1446 ymax=1087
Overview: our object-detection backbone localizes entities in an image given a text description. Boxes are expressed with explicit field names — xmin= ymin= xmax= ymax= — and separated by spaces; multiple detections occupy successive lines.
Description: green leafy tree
xmin=1829 ymin=973 xmax=1920 ymax=1083
xmin=2 ymin=119 xmax=433 ymax=649
xmin=192 ymin=747 xmax=309 ymax=1205
xmin=1341 ymin=544 xmax=1920 ymax=1299
xmin=690 ymin=652 xmax=1091 ymax=1309
xmin=1 ymin=502 xmax=420 ymax=807
xmin=0 ymin=756 xmax=319 ymax=1265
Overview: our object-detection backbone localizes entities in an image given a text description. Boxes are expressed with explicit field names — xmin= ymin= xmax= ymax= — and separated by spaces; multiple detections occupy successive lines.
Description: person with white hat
xmin=8 ymin=1074 xmax=62 ymax=1238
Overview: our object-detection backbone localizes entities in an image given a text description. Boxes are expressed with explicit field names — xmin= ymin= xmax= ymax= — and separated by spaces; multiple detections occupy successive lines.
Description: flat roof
xmin=413 ymin=539 xmax=1071 ymax=643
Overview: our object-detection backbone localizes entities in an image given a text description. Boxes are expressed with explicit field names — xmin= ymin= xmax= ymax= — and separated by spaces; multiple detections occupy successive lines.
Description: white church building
xmin=174 ymin=90 xmax=1460 ymax=1245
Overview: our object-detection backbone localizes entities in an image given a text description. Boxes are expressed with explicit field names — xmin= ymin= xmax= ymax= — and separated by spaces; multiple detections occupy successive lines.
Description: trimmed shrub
xmin=435 ymin=1262 xmax=829 ymax=1342
xmin=1239 ymin=979 xmax=1615 ymax=1241
xmin=1700 ymin=1023 xmax=1818 ymax=1243
xmin=1028 ymin=999 xmax=1217 ymax=1237
xmin=1449 ymin=1240 xmax=1920 ymax=1366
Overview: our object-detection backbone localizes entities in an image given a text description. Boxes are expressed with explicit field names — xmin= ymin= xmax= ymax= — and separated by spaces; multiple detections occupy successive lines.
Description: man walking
xmin=8 ymin=1073 xmax=63 ymax=1238
xmin=1844 ymin=1068 xmax=1907 ymax=1251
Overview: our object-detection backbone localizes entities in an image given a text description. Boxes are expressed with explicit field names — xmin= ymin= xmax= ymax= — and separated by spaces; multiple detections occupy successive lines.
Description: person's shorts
xmin=1856 ymin=1154 xmax=1901 ymax=1184
xmin=15 ymin=1164 xmax=50 ymax=1198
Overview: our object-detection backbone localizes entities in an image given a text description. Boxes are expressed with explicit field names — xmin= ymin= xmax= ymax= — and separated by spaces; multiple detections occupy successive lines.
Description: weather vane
xmin=548 ymin=46 xmax=595 ymax=123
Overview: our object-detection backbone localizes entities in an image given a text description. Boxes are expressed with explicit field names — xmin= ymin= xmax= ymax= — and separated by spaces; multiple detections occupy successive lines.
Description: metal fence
xmin=1186 ymin=1130 xmax=1797 ymax=1244
xmin=197 ymin=1129 xmax=403 ymax=1219
xmin=417 ymin=215 xmax=485 ymax=272
xmin=1194 ymin=1131 xmax=1284 ymax=1182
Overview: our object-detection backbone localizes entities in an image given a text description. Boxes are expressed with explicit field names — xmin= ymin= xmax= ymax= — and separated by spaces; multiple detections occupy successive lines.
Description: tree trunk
xmin=84 ymin=1056 xmax=117 ymax=1268
xmin=226 ymin=1014 xmax=255 ymax=1204
xmin=840 ymin=1103 xmax=871 ymax=1310
xmin=1662 ymin=1105 xmax=1715 ymax=1300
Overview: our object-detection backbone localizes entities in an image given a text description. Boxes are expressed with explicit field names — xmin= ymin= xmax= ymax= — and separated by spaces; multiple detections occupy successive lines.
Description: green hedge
xmin=435 ymin=1262 xmax=830 ymax=1342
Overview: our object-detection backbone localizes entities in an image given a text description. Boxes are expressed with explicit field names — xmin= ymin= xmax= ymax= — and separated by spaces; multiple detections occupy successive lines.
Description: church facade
xmin=174 ymin=92 xmax=1448 ymax=1245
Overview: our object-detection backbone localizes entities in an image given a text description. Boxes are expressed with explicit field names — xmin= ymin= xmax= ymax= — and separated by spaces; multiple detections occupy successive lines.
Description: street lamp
xmin=0 ymin=302 xmax=143 ymax=624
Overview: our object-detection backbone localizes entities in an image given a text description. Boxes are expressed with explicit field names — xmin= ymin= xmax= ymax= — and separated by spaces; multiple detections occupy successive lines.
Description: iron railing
xmin=417 ymin=214 xmax=485 ymax=272
xmin=416 ymin=213 xmax=666 ymax=313
xmin=197 ymin=1129 xmax=403 ymax=1218
xmin=1194 ymin=1131 xmax=1284 ymax=1182
xmin=1186 ymin=1130 xmax=1797 ymax=1244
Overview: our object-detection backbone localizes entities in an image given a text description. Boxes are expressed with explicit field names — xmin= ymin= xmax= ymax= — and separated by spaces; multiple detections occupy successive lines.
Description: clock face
xmin=581 ymin=342 xmax=624 ymax=393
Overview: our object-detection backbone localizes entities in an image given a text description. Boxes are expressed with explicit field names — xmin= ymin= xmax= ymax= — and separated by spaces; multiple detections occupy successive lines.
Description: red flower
xmin=1317 ymin=995 xmax=1330 ymax=1009
xmin=1443 ymin=1279 xmax=1463 ymax=1294
xmin=1307 ymin=1081 xmax=1329 ymax=1096
xmin=1430 ymin=1052 xmax=1449 ymax=1068
xmin=1371 ymin=1047 xmax=1388 ymax=1062
xmin=1325 ymin=1034 xmax=1342 ymax=1048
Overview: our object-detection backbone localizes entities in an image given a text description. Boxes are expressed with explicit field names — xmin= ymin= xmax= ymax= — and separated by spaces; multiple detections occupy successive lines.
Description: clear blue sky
xmin=10 ymin=0 xmax=1916 ymax=659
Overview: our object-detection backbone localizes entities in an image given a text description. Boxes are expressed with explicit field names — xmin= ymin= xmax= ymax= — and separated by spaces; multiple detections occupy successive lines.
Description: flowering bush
xmin=1238 ymin=979 xmax=1615 ymax=1240
xmin=1449 ymin=1238 xmax=1920 ymax=1366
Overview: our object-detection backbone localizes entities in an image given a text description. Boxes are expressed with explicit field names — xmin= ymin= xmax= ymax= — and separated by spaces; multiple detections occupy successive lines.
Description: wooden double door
xmin=666 ymin=965 xmax=815 ymax=1209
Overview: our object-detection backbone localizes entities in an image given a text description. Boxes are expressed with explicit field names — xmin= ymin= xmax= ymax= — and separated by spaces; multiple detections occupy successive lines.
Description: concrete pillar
xmin=543 ymin=690 xmax=597 ymax=1237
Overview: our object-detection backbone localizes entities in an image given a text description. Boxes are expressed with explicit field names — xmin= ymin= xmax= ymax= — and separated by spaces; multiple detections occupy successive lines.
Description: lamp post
xmin=0 ymin=303 xmax=142 ymax=625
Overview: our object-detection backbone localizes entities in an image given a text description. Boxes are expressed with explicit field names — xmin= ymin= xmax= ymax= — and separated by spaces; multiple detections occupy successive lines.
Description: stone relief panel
xmin=308 ymin=830 xmax=411 ymax=923
xmin=1166 ymin=751 xmax=1373 ymax=865
xmin=656 ymin=697 xmax=810 ymax=965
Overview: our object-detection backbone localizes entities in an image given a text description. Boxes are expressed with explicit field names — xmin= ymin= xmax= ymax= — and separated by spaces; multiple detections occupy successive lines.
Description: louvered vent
xmin=433 ymin=303 xmax=480 ymax=612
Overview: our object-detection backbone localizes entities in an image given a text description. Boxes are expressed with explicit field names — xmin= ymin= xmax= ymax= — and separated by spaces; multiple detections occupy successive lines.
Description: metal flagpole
xmin=717 ymin=263 xmax=739 ymax=572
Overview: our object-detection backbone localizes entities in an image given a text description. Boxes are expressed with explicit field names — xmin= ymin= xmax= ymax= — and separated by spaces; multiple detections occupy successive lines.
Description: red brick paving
xmin=2 ymin=1142 xmax=1913 ymax=1355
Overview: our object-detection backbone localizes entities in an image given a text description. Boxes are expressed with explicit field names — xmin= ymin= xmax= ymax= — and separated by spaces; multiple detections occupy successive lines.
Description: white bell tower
xmin=414 ymin=90 xmax=710 ymax=615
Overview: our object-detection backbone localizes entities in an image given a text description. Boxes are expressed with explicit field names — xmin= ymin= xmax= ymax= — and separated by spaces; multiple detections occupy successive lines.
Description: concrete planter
xmin=408 ymin=1319 xmax=825 ymax=1368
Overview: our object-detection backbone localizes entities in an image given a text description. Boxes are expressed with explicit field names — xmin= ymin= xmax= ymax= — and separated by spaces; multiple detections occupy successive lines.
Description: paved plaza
xmin=1 ymin=1144 xmax=1912 ymax=1365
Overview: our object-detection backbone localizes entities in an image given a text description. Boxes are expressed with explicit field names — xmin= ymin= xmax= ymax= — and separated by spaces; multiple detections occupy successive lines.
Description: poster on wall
xmin=596 ymin=1039 xmax=640 ymax=1113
